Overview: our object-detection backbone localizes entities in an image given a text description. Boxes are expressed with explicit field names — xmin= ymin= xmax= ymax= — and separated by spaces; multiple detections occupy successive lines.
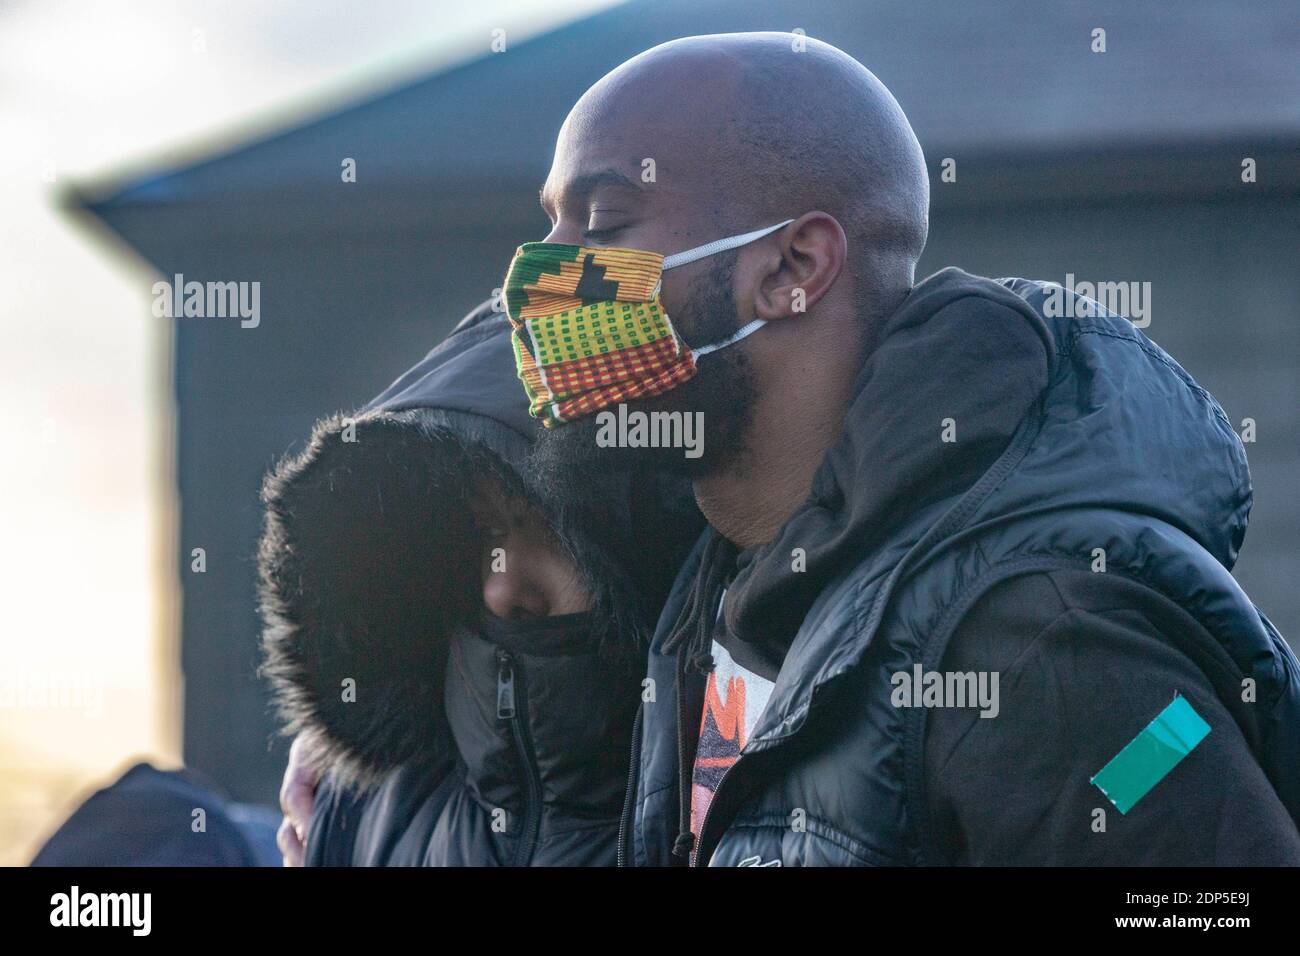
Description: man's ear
xmin=753 ymin=212 xmax=847 ymax=322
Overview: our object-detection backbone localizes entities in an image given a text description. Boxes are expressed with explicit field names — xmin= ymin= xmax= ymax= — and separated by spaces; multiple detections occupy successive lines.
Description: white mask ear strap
xmin=691 ymin=318 xmax=768 ymax=358
xmin=662 ymin=219 xmax=795 ymax=271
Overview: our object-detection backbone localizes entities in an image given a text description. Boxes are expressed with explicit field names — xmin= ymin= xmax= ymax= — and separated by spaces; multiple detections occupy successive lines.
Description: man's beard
xmin=531 ymin=251 xmax=758 ymax=490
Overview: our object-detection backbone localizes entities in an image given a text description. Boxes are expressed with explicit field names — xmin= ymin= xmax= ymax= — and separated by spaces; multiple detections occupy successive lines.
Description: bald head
xmin=533 ymin=34 xmax=929 ymax=527
xmin=545 ymin=32 xmax=929 ymax=299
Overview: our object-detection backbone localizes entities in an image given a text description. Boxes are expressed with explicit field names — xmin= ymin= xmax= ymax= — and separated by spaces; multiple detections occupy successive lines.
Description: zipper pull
xmin=496 ymin=649 xmax=516 ymax=720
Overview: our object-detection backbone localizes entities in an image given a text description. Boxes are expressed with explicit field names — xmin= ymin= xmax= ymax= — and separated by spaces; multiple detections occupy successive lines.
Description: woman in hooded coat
xmin=258 ymin=301 xmax=701 ymax=866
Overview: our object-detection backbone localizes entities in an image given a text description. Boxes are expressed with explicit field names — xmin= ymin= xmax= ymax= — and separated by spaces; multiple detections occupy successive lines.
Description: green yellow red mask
xmin=502 ymin=220 xmax=793 ymax=426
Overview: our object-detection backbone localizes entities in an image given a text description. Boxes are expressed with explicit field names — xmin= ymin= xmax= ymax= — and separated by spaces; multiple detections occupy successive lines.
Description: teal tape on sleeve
xmin=1090 ymin=694 xmax=1211 ymax=815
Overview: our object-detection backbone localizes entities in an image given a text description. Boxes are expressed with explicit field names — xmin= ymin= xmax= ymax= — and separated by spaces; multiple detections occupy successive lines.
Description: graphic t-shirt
xmin=689 ymin=590 xmax=776 ymax=864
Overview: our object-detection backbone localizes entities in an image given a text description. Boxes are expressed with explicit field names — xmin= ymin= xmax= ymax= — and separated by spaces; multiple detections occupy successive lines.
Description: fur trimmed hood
xmin=258 ymin=303 xmax=701 ymax=789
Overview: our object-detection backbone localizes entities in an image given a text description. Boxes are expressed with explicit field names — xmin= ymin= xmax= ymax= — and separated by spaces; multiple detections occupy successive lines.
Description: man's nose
xmin=481 ymin=564 xmax=550 ymax=619
xmin=543 ymin=221 xmax=583 ymax=245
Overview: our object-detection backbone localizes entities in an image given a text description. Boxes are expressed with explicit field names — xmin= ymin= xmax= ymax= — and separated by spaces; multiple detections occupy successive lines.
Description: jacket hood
xmin=259 ymin=301 xmax=702 ymax=789
xmin=985 ymin=274 xmax=1250 ymax=568
xmin=722 ymin=267 xmax=1251 ymax=659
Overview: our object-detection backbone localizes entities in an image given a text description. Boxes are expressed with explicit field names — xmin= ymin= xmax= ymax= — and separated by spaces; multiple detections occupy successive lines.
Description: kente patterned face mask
xmin=502 ymin=220 xmax=794 ymax=426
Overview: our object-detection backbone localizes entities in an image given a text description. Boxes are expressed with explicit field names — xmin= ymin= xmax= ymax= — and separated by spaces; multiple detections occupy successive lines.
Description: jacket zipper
xmin=690 ymin=589 xmax=732 ymax=867
xmin=615 ymin=704 xmax=644 ymax=867
xmin=692 ymin=736 xmax=741 ymax=867
xmin=496 ymin=648 xmax=542 ymax=867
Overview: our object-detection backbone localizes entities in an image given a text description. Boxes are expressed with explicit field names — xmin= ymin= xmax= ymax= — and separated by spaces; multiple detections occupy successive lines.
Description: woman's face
xmin=468 ymin=475 xmax=593 ymax=618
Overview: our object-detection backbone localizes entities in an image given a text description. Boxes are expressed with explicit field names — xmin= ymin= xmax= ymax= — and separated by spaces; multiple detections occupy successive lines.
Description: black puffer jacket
xmin=628 ymin=269 xmax=1300 ymax=866
xmin=258 ymin=301 xmax=701 ymax=865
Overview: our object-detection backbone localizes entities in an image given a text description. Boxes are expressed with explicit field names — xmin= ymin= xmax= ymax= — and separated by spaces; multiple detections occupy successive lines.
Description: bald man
xmin=507 ymin=33 xmax=1300 ymax=866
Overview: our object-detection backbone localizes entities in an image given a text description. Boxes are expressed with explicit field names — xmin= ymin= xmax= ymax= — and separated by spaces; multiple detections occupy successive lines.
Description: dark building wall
xmin=167 ymin=199 xmax=546 ymax=803
xmin=920 ymin=193 xmax=1300 ymax=642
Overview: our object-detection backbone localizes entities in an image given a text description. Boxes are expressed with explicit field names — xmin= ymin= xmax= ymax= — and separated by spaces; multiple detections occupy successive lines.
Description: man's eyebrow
xmin=539 ymin=168 xmax=642 ymax=212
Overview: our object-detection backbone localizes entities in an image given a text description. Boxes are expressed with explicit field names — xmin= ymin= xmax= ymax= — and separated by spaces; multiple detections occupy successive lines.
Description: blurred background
xmin=2 ymin=0 xmax=1297 ymax=865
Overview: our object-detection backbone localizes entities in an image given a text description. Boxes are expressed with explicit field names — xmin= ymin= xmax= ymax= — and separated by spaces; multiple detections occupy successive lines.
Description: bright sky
xmin=0 ymin=0 xmax=619 ymax=865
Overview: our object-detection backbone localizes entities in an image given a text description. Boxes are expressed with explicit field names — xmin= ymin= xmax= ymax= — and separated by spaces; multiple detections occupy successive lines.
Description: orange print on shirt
xmin=698 ymin=670 xmax=749 ymax=764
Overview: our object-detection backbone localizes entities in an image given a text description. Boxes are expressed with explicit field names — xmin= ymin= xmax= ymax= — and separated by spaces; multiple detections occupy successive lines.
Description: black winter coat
xmin=626 ymin=269 xmax=1300 ymax=866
